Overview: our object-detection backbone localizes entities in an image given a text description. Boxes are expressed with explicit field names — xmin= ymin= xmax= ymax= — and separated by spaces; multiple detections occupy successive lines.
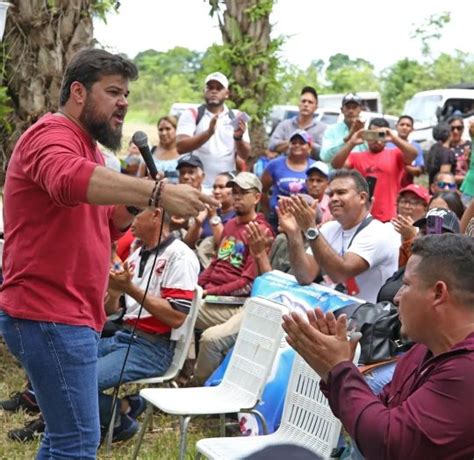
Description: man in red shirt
xmin=331 ymin=118 xmax=417 ymax=222
xmin=283 ymin=234 xmax=474 ymax=459
xmin=0 ymin=48 xmax=215 ymax=458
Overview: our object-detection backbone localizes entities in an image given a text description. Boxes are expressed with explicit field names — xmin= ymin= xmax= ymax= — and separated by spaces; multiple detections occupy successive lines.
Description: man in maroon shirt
xmin=0 ymin=49 xmax=215 ymax=458
xmin=283 ymin=233 xmax=474 ymax=460
xmin=194 ymin=172 xmax=273 ymax=383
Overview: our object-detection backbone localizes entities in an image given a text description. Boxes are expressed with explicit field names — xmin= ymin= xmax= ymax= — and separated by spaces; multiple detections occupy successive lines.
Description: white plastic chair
xmin=131 ymin=297 xmax=288 ymax=460
xmin=195 ymin=344 xmax=361 ymax=460
xmin=129 ymin=286 xmax=203 ymax=387
xmin=105 ymin=286 xmax=203 ymax=452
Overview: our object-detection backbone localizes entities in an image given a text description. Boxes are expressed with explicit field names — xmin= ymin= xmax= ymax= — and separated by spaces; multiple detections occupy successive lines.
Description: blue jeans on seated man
xmin=0 ymin=311 xmax=100 ymax=460
xmin=97 ymin=329 xmax=175 ymax=428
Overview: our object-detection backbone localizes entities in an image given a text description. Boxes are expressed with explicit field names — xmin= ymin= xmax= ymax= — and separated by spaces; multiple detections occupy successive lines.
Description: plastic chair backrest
xmin=279 ymin=344 xmax=361 ymax=458
xmin=166 ymin=286 xmax=203 ymax=378
xmin=222 ymin=297 xmax=288 ymax=403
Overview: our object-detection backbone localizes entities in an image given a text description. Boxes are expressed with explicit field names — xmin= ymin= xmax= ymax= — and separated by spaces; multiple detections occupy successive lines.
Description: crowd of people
xmin=0 ymin=48 xmax=473 ymax=459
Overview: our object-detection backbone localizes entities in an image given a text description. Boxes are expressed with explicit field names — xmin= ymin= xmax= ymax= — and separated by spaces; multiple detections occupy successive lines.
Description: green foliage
xmin=127 ymin=47 xmax=206 ymax=121
xmin=325 ymin=53 xmax=379 ymax=93
xmin=411 ymin=11 xmax=451 ymax=57
xmin=278 ymin=60 xmax=323 ymax=104
xmin=90 ymin=0 xmax=120 ymax=23
xmin=381 ymin=59 xmax=429 ymax=114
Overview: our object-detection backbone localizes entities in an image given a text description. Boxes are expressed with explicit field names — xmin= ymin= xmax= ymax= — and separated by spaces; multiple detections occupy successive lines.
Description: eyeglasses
xmin=436 ymin=181 xmax=456 ymax=190
xmin=398 ymin=198 xmax=425 ymax=207
xmin=451 ymin=125 xmax=463 ymax=132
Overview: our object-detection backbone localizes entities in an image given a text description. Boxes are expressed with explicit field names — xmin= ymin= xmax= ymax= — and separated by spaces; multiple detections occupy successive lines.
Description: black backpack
xmin=348 ymin=301 xmax=412 ymax=364
xmin=190 ymin=104 xmax=236 ymax=127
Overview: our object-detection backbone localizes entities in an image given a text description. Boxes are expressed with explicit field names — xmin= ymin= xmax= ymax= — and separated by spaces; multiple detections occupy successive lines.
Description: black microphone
xmin=132 ymin=131 xmax=158 ymax=180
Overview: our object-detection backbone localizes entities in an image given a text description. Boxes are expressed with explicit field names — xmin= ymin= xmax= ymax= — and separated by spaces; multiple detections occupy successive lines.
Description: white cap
xmin=205 ymin=72 xmax=229 ymax=89
xmin=306 ymin=161 xmax=329 ymax=178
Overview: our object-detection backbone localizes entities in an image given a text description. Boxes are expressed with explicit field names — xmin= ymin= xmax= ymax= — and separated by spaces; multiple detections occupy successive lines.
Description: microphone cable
xmin=105 ymin=171 xmax=166 ymax=447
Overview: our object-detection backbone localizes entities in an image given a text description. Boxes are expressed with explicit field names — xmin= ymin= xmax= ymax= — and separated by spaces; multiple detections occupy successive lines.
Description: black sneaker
xmin=8 ymin=416 xmax=45 ymax=442
xmin=112 ymin=414 xmax=139 ymax=443
xmin=0 ymin=390 xmax=40 ymax=414
xmin=125 ymin=394 xmax=147 ymax=420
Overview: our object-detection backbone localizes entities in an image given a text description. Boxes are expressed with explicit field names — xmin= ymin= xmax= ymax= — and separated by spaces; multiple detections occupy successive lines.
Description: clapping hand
xmin=391 ymin=214 xmax=416 ymax=241
xmin=282 ymin=308 xmax=360 ymax=382
xmin=246 ymin=221 xmax=272 ymax=256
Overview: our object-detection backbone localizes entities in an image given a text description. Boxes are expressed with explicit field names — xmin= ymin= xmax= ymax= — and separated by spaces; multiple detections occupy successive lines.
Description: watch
xmin=304 ymin=227 xmax=320 ymax=241
xmin=210 ymin=215 xmax=222 ymax=226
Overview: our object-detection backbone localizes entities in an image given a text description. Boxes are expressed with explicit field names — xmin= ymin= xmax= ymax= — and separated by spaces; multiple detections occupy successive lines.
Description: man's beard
xmin=80 ymin=98 xmax=123 ymax=151
xmin=204 ymin=96 xmax=224 ymax=108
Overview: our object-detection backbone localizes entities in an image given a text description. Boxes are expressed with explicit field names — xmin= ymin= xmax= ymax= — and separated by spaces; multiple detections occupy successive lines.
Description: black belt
xmin=122 ymin=324 xmax=171 ymax=345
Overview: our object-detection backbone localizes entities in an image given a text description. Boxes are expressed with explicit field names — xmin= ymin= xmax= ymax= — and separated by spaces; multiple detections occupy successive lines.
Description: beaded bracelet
xmin=148 ymin=179 xmax=165 ymax=208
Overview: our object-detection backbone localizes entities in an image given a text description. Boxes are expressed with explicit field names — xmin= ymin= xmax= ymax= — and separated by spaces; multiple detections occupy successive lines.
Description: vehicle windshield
xmin=404 ymin=95 xmax=442 ymax=125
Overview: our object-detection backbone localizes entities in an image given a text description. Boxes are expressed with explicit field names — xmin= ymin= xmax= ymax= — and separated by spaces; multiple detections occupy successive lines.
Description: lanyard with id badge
xmin=323 ymin=216 xmax=374 ymax=296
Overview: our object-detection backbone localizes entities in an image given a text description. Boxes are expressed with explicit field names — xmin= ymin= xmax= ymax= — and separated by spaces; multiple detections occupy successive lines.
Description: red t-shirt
xmin=347 ymin=147 xmax=405 ymax=222
xmin=0 ymin=113 xmax=121 ymax=332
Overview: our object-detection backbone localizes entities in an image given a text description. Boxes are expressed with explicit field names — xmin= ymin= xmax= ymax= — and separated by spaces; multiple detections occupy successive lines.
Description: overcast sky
xmin=94 ymin=1 xmax=471 ymax=72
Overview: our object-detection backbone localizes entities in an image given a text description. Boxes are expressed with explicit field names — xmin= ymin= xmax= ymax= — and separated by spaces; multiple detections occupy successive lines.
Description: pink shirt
xmin=318 ymin=193 xmax=332 ymax=224
xmin=0 ymin=113 xmax=121 ymax=332
xmin=348 ymin=148 xmax=405 ymax=222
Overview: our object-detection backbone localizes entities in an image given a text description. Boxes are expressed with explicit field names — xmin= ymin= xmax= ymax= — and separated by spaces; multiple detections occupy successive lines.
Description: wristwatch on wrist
xmin=304 ymin=227 xmax=320 ymax=241
xmin=210 ymin=215 xmax=222 ymax=226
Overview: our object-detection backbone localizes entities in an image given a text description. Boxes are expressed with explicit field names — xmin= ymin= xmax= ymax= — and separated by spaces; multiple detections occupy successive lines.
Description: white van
xmin=169 ymin=102 xmax=200 ymax=119
xmin=403 ymin=87 xmax=474 ymax=150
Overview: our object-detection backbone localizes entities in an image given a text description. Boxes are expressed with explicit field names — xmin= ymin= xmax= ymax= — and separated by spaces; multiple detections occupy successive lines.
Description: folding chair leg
xmin=178 ymin=415 xmax=191 ymax=460
xmin=132 ymin=404 xmax=153 ymax=460
xmin=219 ymin=413 xmax=226 ymax=437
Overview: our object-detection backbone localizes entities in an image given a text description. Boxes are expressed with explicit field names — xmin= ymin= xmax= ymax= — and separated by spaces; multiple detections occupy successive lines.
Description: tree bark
xmin=213 ymin=0 xmax=277 ymax=164
xmin=0 ymin=0 xmax=94 ymax=184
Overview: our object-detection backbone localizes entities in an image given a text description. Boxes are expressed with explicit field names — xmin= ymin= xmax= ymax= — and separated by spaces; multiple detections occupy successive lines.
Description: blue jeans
xmin=0 ymin=311 xmax=100 ymax=459
xmin=97 ymin=330 xmax=175 ymax=427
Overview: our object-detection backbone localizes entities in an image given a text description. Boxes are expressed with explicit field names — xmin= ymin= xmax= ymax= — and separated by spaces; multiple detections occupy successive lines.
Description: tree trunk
xmin=0 ymin=0 xmax=94 ymax=185
xmin=212 ymin=0 xmax=278 ymax=164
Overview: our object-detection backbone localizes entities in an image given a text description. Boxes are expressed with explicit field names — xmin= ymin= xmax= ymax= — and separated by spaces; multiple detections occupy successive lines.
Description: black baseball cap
xmin=177 ymin=154 xmax=204 ymax=170
xmin=414 ymin=207 xmax=460 ymax=233
xmin=342 ymin=93 xmax=363 ymax=106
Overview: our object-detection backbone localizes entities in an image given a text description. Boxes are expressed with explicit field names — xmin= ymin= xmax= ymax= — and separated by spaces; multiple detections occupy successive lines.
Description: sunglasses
xmin=436 ymin=181 xmax=456 ymax=190
xmin=451 ymin=126 xmax=463 ymax=132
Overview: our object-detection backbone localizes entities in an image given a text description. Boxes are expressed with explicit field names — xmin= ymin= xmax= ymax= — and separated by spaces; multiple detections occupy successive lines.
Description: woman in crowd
xmin=448 ymin=115 xmax=471 ymax=186
xmin=391 ymin=184 xmax=430 ymax=267
xmin=138 ymin=116 xmax=179 ymax=182
xmin=261 ymin=129 xmax=315 ymax=230
xmin=460 ymin=120 xmax=474 ymax=206
xmin=426 ymin=122 xmax=456 ymax=188
xmin=429 ymin=190 xmax=465 ymax=220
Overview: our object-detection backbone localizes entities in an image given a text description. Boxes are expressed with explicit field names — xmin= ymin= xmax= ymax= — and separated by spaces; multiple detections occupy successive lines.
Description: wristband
xmin=233 ymin=135 xmax=243 ymax=141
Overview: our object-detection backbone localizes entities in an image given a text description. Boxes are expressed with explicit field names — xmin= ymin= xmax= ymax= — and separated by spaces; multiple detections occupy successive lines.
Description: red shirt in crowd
xmin=347 ymin=147 xmax=405 ymax=222
xmin=0 ymin=113 xmax=121 ymax=332
xmin=321 ymin=333 xmax=474 ymax=460
xmin=198 ymin=213 xmax=273 ymax=296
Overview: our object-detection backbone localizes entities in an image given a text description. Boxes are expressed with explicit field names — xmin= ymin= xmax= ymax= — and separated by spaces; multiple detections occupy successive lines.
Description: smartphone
xmin=426 ymin=215 xmax=443 ymax=235
xmin=362 ymin=130 xmax=386 ymax=142
xmin=366 ymin=176 xmax=377 ymax=201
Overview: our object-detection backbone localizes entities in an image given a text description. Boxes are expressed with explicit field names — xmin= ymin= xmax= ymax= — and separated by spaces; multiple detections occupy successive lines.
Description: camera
xmin=362 ymin=130 xmax=386 ymax=142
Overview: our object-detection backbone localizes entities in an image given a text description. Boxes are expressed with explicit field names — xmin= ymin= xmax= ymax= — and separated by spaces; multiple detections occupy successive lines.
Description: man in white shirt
xmin=278 ymin=169 xmax=398 ymax=303
xmin=176 ymin=72 xmax=251 ymax=191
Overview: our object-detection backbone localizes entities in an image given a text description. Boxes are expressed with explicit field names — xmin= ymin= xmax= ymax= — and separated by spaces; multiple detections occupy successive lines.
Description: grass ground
xmin=0 ymin=340 xmax=224 ymax=460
